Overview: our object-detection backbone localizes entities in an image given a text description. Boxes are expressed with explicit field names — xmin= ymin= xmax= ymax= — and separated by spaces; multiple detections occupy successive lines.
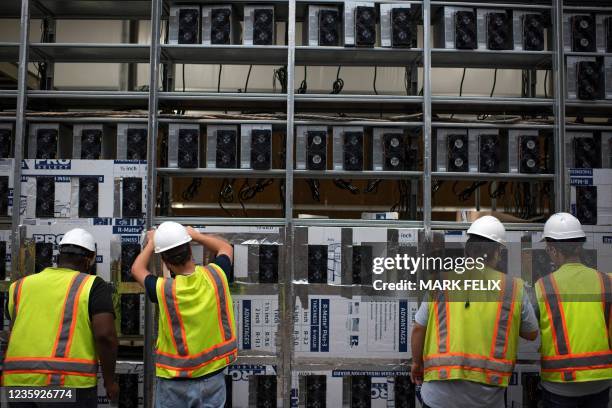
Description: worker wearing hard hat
xmin=536 ymin=212 xmax=612 ymax=407
xmin=411 ymin=215 xmax=539 ymax=408
xmin=131 ymin=222 xmax=236 ymax=408
xmin=2 ymin=228 xmax=119 ymax=406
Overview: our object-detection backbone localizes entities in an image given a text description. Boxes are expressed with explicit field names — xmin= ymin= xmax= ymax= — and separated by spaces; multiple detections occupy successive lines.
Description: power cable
xmin=331 ymin=66 xmax=344 ymax=94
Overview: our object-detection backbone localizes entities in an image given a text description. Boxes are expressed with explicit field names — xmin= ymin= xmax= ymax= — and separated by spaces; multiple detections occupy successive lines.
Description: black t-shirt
xmin=5 ymin=275 xmax=115 ymax=321
xmin=144 ymin=255 xmax=232 ymax=304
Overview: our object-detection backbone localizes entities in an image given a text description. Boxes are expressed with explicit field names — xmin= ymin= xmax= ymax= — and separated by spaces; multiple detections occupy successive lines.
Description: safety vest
xmin=2 ymin=268 xmax=98 ymax=387
xmin=423 ymin=268 xmax=523 ymax=387
xmin=536 ymin=263 xmax=612 ymax=382
xmin=155 ymin=263 xmax=238 ymax=379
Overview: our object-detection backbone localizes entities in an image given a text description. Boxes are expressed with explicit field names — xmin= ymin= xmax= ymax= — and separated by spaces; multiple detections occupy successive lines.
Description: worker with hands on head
xmin=131 ymin=222 xmax=237 ymax=408
xmin=536 ymin=212 xmax=612 ymax=408
xmin=2 ymin=228 xmax=119 ymax=407
xmin=411 ymin=215 xmax=539 ymax=408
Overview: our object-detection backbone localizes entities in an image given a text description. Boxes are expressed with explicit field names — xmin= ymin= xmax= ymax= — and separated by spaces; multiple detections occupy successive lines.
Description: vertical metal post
xmin=552 ymin=0 xmax=566 ymax=212
xmin=10 ymin=0 xmax=30 ymax=278
xmin=282 ymin=0 xmax=296 ymax=405
xmin=422 ymin=0 xmax=432 ymax=237
xmin=144 ymin=0 xmax=162 ymax=406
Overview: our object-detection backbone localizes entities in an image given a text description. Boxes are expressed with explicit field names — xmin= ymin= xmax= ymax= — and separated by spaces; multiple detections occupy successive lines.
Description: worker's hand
xmin=186 ymin=226 xmax=199 ymax=239
xmin=105 ymin=381 xmax=120 ymax=403
xmin=411 ymin=361 xmax=424 ymax=385
xmin=146 ymin=229 xmax=155 ymax=246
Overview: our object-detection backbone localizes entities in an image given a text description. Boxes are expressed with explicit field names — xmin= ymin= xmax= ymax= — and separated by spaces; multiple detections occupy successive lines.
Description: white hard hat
xmin=467 ymin=215 xmax=506 ymax=245
xmin=541 ymin=212 xmax=586 ymax=241
xmin=154 ymin=221 xmax=192 ymax=253
xmin=59 ymin=228 xmax=96 ymax=253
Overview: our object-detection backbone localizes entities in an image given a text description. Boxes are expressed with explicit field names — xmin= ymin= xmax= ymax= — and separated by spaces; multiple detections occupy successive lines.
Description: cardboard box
xmin=232 ymin=295 xmax=279 ymax=353
xmin=294 ymin=295 xmax=416 ymax=359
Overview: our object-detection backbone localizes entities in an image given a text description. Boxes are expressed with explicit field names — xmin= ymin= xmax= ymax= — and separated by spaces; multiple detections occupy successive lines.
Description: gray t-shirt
xmin=415 ymin=295 xmax=538 ymax=408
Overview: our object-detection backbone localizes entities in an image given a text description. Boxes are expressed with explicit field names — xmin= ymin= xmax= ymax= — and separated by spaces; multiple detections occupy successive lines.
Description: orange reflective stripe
xmin=424 ymin=365 xmax=513 ymax=377
xmin=424 ymin=352 xmax=513 ymax=364
xmin=540 ymin=275 xmax=570 ymax=355
xmin=204 ymin=265 xmax=233 ymax=341
xmin=424 ymin=355 xmax=513 ymax=373
xmin=598 ymin=272 xmax=611 ymax=334
xmin=155 ymin=338 xmax=238 ymax=371
xmin=160 ymin=278 xmax=180 ymax=355
xmin=51 ymin=274 xmax=79 ymax=357
xmin=210 ymin=263 xmax=234 ymax=340
xmin=64 ymin=274 xmax=90 ymax=357
xmin=490 ymin=277 xmax=517 ymax=360
xmin=3 ymin=359 xmax=98 ymax=374
xmin=550 ymin=275 xmax=572 ymax=354
xmin=171 ymin=280 xmax=189 ymax=355
xmin=541 ymin=351 xmax=612 ymax=371
xmin=433 ymin=291 xmax=448 ymax=353
xmin=3 ymin=370 xmax=97 ymax=377
xmin=12 ymin=278 xmax=24 ymax=319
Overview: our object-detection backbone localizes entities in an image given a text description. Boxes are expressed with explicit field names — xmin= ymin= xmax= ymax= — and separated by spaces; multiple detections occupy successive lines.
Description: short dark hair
xmin=161 ymin=243 xmax=192 ymax=266
xmin=57 ymin=245 xmax=95 ymax=272
xmin=464 ymin=234 xmax=501 ymax=260
xmin=545 ymin=237 xmax=586 ymax=257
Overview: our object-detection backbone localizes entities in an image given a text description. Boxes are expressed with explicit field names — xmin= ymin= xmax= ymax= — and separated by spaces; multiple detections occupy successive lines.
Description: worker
xmin=131 ymin=222 xmax=237 ymax=408
xmin=411 ymin=215 xmax=539 ymax=408
xmin=2 ymin=228 xmax=119 ymax=407
xmin=536 ymin=212 xmax=611 ymax=407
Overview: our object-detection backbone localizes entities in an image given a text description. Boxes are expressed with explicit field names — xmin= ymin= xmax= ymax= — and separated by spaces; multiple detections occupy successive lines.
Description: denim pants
xmin=541 ymin=387 xmax=610 ymax=408
xmin=155 ymin=371 xmax=226 ymax=408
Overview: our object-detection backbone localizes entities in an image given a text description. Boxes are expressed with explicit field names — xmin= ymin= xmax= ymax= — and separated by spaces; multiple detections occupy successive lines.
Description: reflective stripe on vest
xmin=599 ymin=273 xmax=611 ymax=334
xmin=541 ymin=351 xmax=612 ymax=371
xmin=160 ymin=279 xmax=189 ymax=357
xmin=540 ymin=274 xmax=571 ymax=356
xmin=427 ymin=276 xmax=517 ymax=384
xmin=11 ymin=278 xmax=24 ymax=320
xmin=4 ymin=273 xmax=96 ymax=384
xmin=203 ymin=265 xmax=233 ymax=341
xmin=156 ymin=339 xmax=238 ymax=370
xmin=2 ymin=359 xmax=97 ymax=375
xmin=540 ymin=272 xmax=611 ymax=380
xmin=156 ymin=265 xmax=237 ymax=373
xmin=424 ymin=355 xmax=513 ymax=374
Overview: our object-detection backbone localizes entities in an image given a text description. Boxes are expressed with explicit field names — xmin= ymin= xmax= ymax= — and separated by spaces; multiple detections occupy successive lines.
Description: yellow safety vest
xmin=423 ymin=268 xmax=523 ymax=387
xmin=536 ymin=263 xmax=612 ymax=382
xmin=155 ymin=263 xmax=238 ymax=379
xmin=2 ymin=268 xmax=98 ymax=387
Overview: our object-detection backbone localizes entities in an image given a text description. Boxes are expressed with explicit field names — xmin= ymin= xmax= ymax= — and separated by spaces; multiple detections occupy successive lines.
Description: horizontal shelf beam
xmin=0 ymin=1 xmax=153 ymax=19
xmin=293 ymin=170 xmax=423 ymax=179
xmin=431 ymin=171 xmax=555 ymax=180
xmin=292 ymin=218 xmax=424 ymax=228
xmin=432 ymin=221 xmax=545 ymax=231
xmin=152 ymin=217 xmax=286 ymax=226
xmin=566 ymin=100 xmax=612 ymax=117
xmin=431 ymin=96 xmax=553 ymax=114
xmin=157 ymin=168 xmax=287 ymax=178
xmin=296 ymin=47 xmax=423 ymax=67
xmin=162 ymin=45 xmax=288 ymax=65
xmin=432 ymin=49 xmax=552 ymax=69
xmin=30 ymin=43 xmax=150 ymax=63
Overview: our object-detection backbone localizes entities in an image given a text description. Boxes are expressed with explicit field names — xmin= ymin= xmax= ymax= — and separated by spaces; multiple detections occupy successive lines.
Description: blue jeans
xmin=541 ymin=387 xmax=610 ymax=408
xmin=155 ymin=372 xmax=226 ymax=408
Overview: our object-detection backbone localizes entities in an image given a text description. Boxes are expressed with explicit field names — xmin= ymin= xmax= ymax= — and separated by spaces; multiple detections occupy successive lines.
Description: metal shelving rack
xmin=2 ymin=0 xmax=611 ymax=406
